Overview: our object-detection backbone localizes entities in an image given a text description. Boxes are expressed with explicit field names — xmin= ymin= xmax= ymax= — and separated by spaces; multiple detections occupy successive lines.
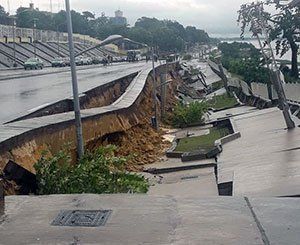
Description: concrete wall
xmin=209 ymin=60 xmax=300 ymax=104
xmin=251 ymin=83 xmax=269 ymax=100
xmin=0 ymin=24 xmax=118 ymax=52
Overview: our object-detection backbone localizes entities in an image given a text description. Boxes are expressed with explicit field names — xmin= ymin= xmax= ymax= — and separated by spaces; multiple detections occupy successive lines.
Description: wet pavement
xmin=218 ymin=107 xmax=300 ymax=196
xmin=148 ymin=105 xmax=300 ymax=198
xmin=0 ymin=62 xmax=147 ymax=124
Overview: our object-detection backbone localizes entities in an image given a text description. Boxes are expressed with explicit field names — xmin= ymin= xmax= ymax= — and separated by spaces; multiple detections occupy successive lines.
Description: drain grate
xmin=51 ymin=210 xmax=112 ymax=227
xmin=181 ymin=175 xmax=199 ymax=180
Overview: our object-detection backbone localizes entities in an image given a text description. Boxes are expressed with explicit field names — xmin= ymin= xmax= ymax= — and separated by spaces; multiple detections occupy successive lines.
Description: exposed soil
xmin=87 ymin=69 xmax=183 ymax=172
xmin=104 ymin=123 xmax=171 ymax=171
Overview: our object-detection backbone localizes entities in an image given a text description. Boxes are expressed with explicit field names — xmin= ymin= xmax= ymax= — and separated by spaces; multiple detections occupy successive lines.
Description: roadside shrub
xmin=182 ymin=54 xmax=192 ymax=61
xmin=218 ymin=42 xmax=270 ymax=84
xmin=207 ymin=93 xmax=238 ymax=110
xmin=172 ymin=101 xmax=208 ymax=128
xmin=34 ymin=145 xmax=149 ymax=195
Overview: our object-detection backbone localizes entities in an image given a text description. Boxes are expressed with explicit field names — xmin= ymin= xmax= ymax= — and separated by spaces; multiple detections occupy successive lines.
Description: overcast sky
xmin=3 ymin=0 xmax=252 ymax=36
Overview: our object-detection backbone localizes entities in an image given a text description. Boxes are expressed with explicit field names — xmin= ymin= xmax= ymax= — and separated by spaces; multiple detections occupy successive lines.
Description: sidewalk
xmin=1 ymin=194 xmax=299 ymax=244
xmin=217 ymin=107 xmax=300 ymax=196
xmin=1 ymin=106 xmax=300 ymax=244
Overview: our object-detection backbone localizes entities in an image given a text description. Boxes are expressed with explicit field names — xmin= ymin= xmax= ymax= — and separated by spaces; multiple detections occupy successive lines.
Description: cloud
xmin=5 ymin=0 xmax=248 ymax=35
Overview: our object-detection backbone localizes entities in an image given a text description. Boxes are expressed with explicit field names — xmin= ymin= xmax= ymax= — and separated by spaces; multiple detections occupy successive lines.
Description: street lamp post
xmin=13 ymin=9 xmax=33 ymax=62
xmin=12 ymin=18 xmax=16 ymax=67
xmin=56 ymin=22 xmax=65 ymax=57
xmin=33 ymin=18 xmax=38 ymax=57
xmin=78 ymin=36 xmax=161 ymax=130
xmin=56 ymin=27 xmax=60 ymax=56
xmin=123 ymin=38 xmax=160 ymax=129
xmin=9 ymin=17 xmax=17 ymax=67
xmin=65 ymin=0 xmax=84 ymax=158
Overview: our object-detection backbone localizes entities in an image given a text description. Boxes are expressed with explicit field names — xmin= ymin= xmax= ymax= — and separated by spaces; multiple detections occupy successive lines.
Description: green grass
xmin=211 ymin=80 xmax=224 ymax=92
xmin=284 ymin=75 xmax=300 ymax=84
xmin=175 ymin=127 xmax=230 ymax=152
xmin=207 ymin=93 xmax=238 ymax=110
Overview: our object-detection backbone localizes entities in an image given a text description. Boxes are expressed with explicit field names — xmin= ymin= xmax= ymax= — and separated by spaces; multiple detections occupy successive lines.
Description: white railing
xmin=232 ymin=80 xmax=300 ymax=103
xmin=0 ymin=24 xmax=98 ymax=44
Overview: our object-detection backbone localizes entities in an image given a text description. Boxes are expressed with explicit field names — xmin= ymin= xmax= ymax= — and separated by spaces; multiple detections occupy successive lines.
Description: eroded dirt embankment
xmin=87 ymin=69 xmax=182 ymax=171
xmin=0 ymin=63 xmax=182 ymax=194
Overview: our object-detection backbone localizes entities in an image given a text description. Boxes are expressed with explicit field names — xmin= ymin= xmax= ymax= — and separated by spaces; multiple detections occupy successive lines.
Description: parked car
xmin=24 ymin=58 xmax=44 ymax=70
xmin=82 ymin=57 xmax=92 ymax=65
xmin=75 ymin=56 xmax=84 ymax=66
xmin=92 ymin=56 xmax=102 ymax=64
xmin=64 ymin=57 xmax=70 ymax=66
xmin=51 ymin=57 xmax=66 ymax=67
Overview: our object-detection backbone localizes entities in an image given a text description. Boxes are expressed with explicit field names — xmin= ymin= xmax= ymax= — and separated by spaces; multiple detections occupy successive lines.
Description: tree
xmin=238 ymin=0 xmax=299 ymax=79
xmin=127 ymin=26 xmax=153 ymax=46
xmin=135 ymin=17 xmax=162 ymax=32
xmin=82 ymin=11 xmax=95 ymax=20
xmin=0 ymin=5 xmax=9 ymax=25
xmin=219 ymin=42 xmax=270 ymax=84
xmin=0 ymin=5 xmax=7 ymax=16
xmin=11 ymin=6 xmax=212 ymax=52
xmin=267 ymin=0 xmax=300 ymax=78
xmin=16 ymin=7 xmax=54 ymax=30
xmin=52 ymin=10 xmax=67 ymax=32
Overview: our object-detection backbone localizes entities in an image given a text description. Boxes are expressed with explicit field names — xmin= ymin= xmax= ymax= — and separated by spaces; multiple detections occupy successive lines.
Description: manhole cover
xmin=51 ymin=210 xmax=112 ymax=227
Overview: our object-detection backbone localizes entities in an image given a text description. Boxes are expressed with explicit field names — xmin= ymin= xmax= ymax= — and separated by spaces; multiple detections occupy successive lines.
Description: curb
xmin=144 ymin=162 xmax=217 ymax=175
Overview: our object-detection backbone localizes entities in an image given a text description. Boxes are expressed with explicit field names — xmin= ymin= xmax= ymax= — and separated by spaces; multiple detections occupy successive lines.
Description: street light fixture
xmin=8 ymin=16 xmax=17 ymax=67
xmin=75 ymin=35 xmax=124 ymax=57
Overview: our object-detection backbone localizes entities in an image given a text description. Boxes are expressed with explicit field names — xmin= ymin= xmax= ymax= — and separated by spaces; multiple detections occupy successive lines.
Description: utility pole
xmin=255 ymin=34 xmax=273 ymax=100
xmin=161 ymin=59 xmax=168 ymax=120
xmin=65 ymin=0 xmax=84 ymax=158
xmin=11 ymin=17 xmax=17 ymax=67
xmin=151 ymin=47 xmax=159 ymax=130
xmin=215 ymin=55 xmax=230 ymax=96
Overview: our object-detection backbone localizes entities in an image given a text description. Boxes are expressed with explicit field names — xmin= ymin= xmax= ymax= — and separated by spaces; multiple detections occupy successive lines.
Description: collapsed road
xmin=0 ymin=62 xmax=146 ymax=124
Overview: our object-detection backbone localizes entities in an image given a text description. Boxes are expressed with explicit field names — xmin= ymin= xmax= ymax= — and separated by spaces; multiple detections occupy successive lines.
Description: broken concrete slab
xmin=218 ymin=107 xmax=300 ymax=197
